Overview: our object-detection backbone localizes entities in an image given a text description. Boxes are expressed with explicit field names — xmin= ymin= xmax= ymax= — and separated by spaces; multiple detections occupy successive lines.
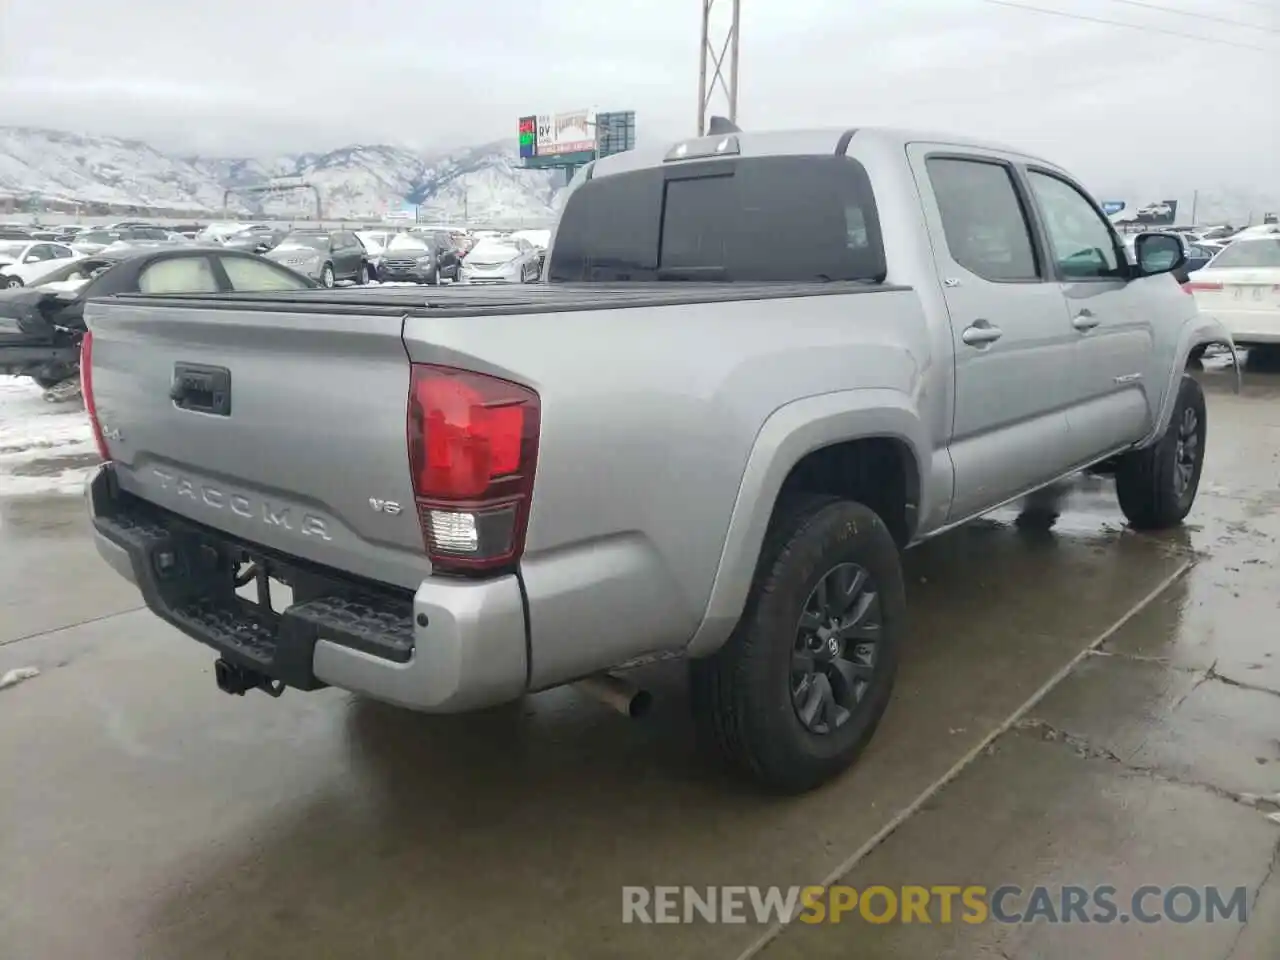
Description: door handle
xmin=961 ymin=321 xmax=1004 ymax=346
xmin=1072 ymin=311 xmax=1101 ymax=331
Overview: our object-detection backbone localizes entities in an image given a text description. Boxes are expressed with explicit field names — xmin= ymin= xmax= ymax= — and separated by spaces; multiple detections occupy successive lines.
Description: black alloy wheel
xmin=1172 ymin=405 xmax=1199 ymax=502
xmin=791 ymin=563 xmax=881 ymax=735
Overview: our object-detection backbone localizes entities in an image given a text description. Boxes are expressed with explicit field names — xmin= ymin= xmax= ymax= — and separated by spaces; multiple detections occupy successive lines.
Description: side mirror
xmin=1133 ymin=233 xmax=1186 ymax=277
xmin=24 ymin=255 xmax=40 ymax=263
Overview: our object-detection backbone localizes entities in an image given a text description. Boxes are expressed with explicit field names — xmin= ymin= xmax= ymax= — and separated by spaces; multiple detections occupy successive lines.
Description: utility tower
xmin=697 ymin=0 xmax=740 ymax=136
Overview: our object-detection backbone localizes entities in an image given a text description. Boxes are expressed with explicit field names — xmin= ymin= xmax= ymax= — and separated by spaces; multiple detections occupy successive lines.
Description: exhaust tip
xmin=628 ymin=688 xmax=654 ymax=719
xmin=574 ymin=672 xmax=652 ymax=719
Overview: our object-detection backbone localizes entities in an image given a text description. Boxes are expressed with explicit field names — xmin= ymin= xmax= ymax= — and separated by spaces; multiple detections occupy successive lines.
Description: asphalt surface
xmin=1 ymin=361 xmax=1277 ymax=960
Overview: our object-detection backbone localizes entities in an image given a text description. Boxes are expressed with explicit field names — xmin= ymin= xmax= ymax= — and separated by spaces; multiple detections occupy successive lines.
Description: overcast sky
xmin=0 ymin=0 xmax=1275 ymax=192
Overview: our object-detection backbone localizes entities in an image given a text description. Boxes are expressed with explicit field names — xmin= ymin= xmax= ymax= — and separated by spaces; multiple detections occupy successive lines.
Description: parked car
xmin=80 ymin=127 xmax=1232 ymax=794
xmin=1 ymin=247 xmax=314 ymax=392
xmin=377 ymin=231 xmax=462 ymax=285
xmin=355 ymin=230 xmax=395 ymax=278
xmin=222 ymin=224 xmax=288 ymax=254
xmin=265 ymin=229 xmax=372 ymax=287
xmin=51 ymin=225 xmax=90 ymax=243
xmin=459 ymin=235 xmax=541 ymax=283
xmin=1186 ymin=236 xmax=1280 ymax=361
xmin=0 ymin=226 xmax=34 ymax=240
xmin=71 ymin=226 xmax=178 ymax=255
xmin=0 ymin=240 xmax=79 ymax=288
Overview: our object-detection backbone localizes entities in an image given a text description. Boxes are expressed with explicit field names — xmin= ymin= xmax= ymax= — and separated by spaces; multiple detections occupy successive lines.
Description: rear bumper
xmin=86 ymin=463 xmax=528 ymax=712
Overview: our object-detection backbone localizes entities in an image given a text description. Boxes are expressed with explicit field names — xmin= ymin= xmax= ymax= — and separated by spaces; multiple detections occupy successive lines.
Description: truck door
xmin=1022 ymin=169 xmax=1158 ymax=461
xmin=908 ymin=146 xmax=1079 ymax=522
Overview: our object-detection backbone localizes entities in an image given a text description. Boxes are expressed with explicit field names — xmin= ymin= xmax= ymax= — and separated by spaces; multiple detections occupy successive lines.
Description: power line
xmin=1095 ymin=0 xmax=1280 ymax=34
xmin=982 ymin=0 xmax=1273 ymax=50
xmin=1225 ymin=0 xmax=1280 ymax=11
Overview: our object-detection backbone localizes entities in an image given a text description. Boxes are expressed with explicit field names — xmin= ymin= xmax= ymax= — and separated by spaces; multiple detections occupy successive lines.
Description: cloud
xmin=0 ymin=0 xmax=1274 ymax=194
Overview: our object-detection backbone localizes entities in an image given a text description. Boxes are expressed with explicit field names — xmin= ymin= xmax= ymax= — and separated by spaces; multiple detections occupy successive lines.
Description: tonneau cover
xmin=99 ymin=279 xmax=900 ymax=318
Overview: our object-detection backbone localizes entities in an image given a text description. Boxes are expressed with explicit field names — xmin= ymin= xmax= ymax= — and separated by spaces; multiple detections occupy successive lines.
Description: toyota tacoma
xmin=81 ymin=127 xmax=1234 ymax=792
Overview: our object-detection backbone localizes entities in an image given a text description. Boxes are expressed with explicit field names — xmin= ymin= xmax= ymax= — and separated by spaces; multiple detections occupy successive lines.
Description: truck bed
xmin=102 ymin=279 xmax=903 ymax=318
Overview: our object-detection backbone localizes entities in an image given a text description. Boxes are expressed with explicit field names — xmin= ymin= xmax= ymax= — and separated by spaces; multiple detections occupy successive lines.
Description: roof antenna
xmin=706 ymin=116 xmax=741 ymax=135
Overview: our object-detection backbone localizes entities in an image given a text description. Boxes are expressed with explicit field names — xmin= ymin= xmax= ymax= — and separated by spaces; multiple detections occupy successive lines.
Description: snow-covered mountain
xmin=0 ymin=126 xmax=563 ymax=222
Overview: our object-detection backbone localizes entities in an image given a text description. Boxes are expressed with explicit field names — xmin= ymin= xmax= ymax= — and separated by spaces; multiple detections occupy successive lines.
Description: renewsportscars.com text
xmin=621 ymin=884 xmax=1249 ymax=926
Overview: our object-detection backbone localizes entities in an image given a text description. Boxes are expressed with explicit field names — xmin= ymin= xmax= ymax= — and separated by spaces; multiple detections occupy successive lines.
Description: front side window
xmin=220 ymin=256 xmax=313 ymax=291
xmin=138 ymin=257 xmax=220 ymax=294
xmin=926 ymin=157 xmax=1040 ymax=283
xmin=1027 ymin=171 xmax=1125 ymax=280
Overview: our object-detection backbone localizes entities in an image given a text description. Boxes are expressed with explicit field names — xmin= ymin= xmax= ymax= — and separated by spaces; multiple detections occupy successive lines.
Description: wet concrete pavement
xmin=1 ymin=363 xmax=1277 ymax=960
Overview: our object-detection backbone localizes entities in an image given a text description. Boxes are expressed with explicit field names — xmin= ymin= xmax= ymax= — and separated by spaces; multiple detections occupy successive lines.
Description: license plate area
xmin=1228 ymin=285 xmax=1280 ymax=308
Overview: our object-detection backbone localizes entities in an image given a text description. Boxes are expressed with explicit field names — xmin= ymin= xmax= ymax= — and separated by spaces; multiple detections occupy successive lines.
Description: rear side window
xmin=926 ymin=158 xmax=1040 ymax=282
xmin=220 ymin=256 xmax=312 ymax=291
xmin=138 ymin=257 xmax=220 ymax=294
xmin=547 ymin=155 xmax=886 ymax=283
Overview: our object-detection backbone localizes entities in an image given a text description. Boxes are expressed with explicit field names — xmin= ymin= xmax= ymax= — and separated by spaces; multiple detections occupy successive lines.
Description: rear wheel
xmin=320 ymin=263 xmax=335 ymax=288
xmin=1114 ymin=374 xmax=1206 ymax=529
xmin=690 ymin=496 xmax=904 ymax=794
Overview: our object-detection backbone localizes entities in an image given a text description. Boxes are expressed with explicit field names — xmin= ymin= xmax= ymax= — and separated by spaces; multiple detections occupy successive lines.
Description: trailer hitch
xmin=214 ymin=658 xmax=286 ymax=698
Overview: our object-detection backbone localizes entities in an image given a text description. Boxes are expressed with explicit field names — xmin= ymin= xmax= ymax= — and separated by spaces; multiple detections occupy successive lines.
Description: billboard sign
xmin=1100 ymin=201 xmax=1125 ymax=216
xmin=384 ymin=207 xmax=416 ymax=222
xmin=1133 ymin=200 xmax=1178 ymax=226
xmin=518 ymin=116 xmax=537 ymax=160
xmin=594 ymin=111 xmax=637 ymax=159
xmin=536 ymin=109 xmax=597 ymax=157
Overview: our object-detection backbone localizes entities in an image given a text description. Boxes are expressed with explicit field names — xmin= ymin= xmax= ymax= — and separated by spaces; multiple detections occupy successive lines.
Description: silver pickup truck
xmin=82 ymin=127 xmax=1233 ymax=793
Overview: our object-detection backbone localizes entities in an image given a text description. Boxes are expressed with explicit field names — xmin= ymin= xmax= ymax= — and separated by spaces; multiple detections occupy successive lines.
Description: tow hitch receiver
xmin=214 ymin=658 xmax=286 ymax=698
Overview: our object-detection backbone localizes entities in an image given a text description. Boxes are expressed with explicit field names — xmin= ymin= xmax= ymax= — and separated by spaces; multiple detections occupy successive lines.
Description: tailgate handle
xmin=171 ymin=363 xmax=232 ymax=416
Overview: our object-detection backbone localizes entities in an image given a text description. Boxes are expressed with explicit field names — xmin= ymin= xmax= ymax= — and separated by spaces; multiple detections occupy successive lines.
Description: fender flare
xmin=1138 ymin=315 xmax=1239 ymax=449
xmin=684 ymin=389 xmax=930 ymax=657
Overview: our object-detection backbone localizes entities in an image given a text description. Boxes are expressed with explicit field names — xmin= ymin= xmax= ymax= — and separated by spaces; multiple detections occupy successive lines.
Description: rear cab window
xmin=547 ymin=154 xmax=886 ymax=283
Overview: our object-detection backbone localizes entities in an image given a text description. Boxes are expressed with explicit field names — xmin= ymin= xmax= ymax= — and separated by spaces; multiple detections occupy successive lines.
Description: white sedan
xmin=459 ymin=236 xmax=541 ymax=284
xmin=1187 ymin=236 xmax=1280 ymax=356
xmin=0 ymin=240 xmax=79 ymax=288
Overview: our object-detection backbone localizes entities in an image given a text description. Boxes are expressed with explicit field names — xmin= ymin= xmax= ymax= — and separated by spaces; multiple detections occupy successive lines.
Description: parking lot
xmin=1 ymin=361 xmax=1277 ymax=960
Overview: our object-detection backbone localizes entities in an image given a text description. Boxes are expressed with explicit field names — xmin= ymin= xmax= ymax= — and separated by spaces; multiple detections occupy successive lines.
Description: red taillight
xmin=80 ymin=330 xmax=110 ymax=461
xmin=407 ymin=364 xmax=540 ymax=574
xmin=1185 ymin=281 xmax=1223 ymax=293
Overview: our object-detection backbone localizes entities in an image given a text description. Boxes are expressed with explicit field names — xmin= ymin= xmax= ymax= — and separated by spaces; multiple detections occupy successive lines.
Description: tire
xmin=320 ymin=263 xmax=335 ymax=288
xmin=4 ymin=276 xmax=22 ymax=289
xmin=356 ymin=263 xmax=371 ymax=285
xmin=1114 ymin=374 xmax=1206 ymax=530
xmin=690 ymin=496 xmax=905 ymax=794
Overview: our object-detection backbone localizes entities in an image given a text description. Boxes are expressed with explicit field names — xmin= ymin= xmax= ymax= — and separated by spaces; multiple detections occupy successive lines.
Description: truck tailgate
xmin=85 ymin=299 xmax=429 ymax=589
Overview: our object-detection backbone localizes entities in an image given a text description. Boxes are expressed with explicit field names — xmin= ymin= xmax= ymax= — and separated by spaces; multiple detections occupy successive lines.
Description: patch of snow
xmin=0 ymin=666 xmax=40 ymax=691
xmin=0 ymin=375 xmax=98 ymax=498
